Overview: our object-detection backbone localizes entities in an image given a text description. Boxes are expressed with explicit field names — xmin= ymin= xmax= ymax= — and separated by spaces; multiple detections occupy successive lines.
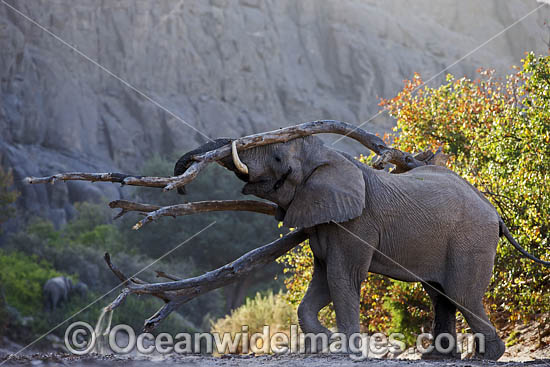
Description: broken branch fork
xmin=103 ymin=229 xmax=308 ymax=331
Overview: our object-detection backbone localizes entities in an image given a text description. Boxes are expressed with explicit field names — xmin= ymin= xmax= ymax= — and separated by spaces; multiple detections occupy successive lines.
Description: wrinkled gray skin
xmin=174 ymin=135 xmax=544 ymax=359
xmin=213 ymin=136 xmax=508 ymax=360
xmin=43 ymin=276 xmax=88 ymax=311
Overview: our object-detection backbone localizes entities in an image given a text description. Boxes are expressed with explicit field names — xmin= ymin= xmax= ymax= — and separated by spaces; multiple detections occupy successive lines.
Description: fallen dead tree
xmin=104 ymin=229 xmax=308 ymax=331
xmin=25 ymin=120 xmax=444 ymax=330
xmin=26 ymin=120 xmax=444 ymax=192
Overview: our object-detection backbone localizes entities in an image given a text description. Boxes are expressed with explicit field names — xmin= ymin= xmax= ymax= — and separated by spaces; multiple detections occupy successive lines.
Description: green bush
xmin=382 ymin=53 xmax=550 ymax=323
xmin=0 ymin=250 xmax=62 ymax=316
xmin=382 ymin=282 xmax=432 ymax=345
xmin=2 ymin=152 xmax=283 ymax=342
xmin=280 ymin=53 xmax=550 ymax=343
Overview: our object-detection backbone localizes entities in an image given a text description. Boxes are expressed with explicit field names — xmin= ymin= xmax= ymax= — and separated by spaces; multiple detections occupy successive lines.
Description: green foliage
xmin=0 ymin=287 xmax=7 ymax=336
xmin=382 ymin=53 xmax=550 ymax=323
xmin=2 ymin=152 xmax=283 ymax=342
xmin=382 ymin=282 xmax=431 ymax=345
xmin=0 ymin=250 xmax=61 ymax=315
xmin=280 ymin=53 xmax=550 ymax=342
xmin=1 ymin=196 xmax=206 ymax=340
xmin=505 ymin=330 xmax=521 ymax=347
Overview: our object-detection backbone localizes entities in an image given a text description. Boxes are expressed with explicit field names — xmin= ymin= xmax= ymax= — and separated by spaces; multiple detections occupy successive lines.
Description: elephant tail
xmin=499 ymin=219 xmax=550 ymax=267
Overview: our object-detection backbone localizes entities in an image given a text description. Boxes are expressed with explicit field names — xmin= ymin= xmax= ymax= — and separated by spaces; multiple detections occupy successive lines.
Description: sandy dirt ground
xmin=1 ymin=353 xmax=550 ymax=367
xmin=2 ymin=317 xmax=548 ymax=366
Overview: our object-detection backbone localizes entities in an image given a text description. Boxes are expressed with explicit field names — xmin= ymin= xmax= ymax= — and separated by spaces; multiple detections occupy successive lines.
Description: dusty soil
xmin=1 ymin=353 xmax=550 ymax=367
xmin=1 ymin=317 xmax=548 ymax=367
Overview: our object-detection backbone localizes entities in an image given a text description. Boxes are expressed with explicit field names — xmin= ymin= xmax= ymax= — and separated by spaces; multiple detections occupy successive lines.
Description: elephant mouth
xmin=271 ymin=167 xmax=292 ymax=192
xmin=241 ymin=167 xmax=292 ymax=196
xmin=241 ymin=178 xmax=271 ymax=195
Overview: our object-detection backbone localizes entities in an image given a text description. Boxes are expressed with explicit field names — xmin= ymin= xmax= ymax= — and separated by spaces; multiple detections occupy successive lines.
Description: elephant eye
xmin=274 ymin=156 xmax=281 ymax=162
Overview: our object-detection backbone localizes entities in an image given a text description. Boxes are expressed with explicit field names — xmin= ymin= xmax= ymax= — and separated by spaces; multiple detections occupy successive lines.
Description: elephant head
xmin=73 ymin=281 xmax=88 ymax=297
xmin=229 ymin=136 xmax=366 ymax=228
xmin=174 ymin=136 xmax=365 ymax=227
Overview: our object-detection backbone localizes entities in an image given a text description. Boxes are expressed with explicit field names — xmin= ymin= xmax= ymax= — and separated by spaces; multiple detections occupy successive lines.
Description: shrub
xmin=0 ymin=250 xmax=62 ymax=316
xmin=382 ymin=52 xmax=550 ymax=323
xmin=210 ymin=291 xmax=297 ymax=353
xmin=280 ymin=53 xmax=550 ymax=343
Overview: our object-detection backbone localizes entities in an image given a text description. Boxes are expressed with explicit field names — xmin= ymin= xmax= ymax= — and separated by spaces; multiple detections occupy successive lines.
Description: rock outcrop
xmin=1 ymin=0 xmax=549 ymax=226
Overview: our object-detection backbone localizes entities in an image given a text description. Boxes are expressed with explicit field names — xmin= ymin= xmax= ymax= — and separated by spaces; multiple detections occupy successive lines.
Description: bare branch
xmin=143 ymin=302 xmax=181 ymax=332
xmin=103 ymin=228 xmax=308 ymax=331
xmin=25 ymin=121 xmax=442 ymax=193
xmin=155 ymin=271 xmax=181 ymax=281
xmin=104 ymin=288 xmax=130 ymax=312
xmin=25 ymin=172 xmax=144 ymax=186
xmin=108 ymin=199 xmax=277 ymax=228
xmin=25 ymin=160 xmax=208 ymax=192
xmin=104 ymin=253 xmax=174 ymax=304
xmin=133 ymin=200 xmax=277 ymax=229
xmin=192 ymin=120 xmax=427 ymax=171
xmin=152 ymin=120 xmax=439 ymax=191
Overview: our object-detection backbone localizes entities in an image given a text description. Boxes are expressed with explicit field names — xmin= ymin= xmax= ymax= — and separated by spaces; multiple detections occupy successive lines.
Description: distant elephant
xmin=176 ymin=135 xmax=549 ymax=360
xmin=43 ymin=276 xmax=87 ymax=311
xmin=73 ymin=281 xmax=88 ymax=297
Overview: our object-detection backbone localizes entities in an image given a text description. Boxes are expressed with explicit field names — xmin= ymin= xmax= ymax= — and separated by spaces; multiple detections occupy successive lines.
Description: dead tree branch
xmin=25 ymin=160 xmax=208 ymax=192
xmin=25 ymin=120 xmax=445 ymax=192
xmin=104 ymin=228 xmax=308 ymax=331
xmin=108 ymin=199 xmax=277 ymax=228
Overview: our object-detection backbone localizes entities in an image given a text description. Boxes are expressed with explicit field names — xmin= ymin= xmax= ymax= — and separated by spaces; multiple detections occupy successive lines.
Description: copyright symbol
xmin=64 ymin=321 xmax=96 ymax=355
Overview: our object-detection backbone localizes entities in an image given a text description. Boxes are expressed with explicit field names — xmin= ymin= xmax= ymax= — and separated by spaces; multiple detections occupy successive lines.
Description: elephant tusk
xmin=232 ymin=141 xmax=249 ymax=175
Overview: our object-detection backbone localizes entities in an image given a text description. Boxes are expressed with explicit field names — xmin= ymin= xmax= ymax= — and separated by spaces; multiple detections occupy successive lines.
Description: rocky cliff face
xmin=1 ymin=0 xmax=549 ymax=227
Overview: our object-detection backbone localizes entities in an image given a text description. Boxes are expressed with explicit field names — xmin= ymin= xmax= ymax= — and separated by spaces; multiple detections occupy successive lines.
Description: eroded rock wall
xmin=1 ymin=0 xmax=548 ymax=225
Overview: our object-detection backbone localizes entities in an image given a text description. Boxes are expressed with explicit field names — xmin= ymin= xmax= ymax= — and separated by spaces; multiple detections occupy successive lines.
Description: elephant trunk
xmin=173 ymin=138 xmax=233 ymax=194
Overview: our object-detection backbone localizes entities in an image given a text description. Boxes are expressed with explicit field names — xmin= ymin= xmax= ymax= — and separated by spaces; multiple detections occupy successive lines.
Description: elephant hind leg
xmin=421 ymin=282 xmax=461 ymax=360
xmin=456 ymin=300 xmax=505 ymax=360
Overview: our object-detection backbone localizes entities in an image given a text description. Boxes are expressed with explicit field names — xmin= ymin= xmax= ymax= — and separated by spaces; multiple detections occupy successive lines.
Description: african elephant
xmin=175 ymin=135 xmax=548 ymax=360
xmin=43 ymin=276 xmax=87 ymax=311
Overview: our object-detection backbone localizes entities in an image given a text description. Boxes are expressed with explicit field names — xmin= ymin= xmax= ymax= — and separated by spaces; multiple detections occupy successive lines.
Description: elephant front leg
xmin=298 ymin=257 xmax=332 ymax=353
xmin=324 ymin=226 xmax=375 ymax=350
xmin=326 ymin=258 xmax=365 ymax=339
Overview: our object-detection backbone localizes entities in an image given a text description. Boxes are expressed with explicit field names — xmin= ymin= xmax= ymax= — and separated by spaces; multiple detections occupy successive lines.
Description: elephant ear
xmin=64 ymin=277 xmax=73 ymax=290
xmin=284 ymin=151 xmax=366 ymax=228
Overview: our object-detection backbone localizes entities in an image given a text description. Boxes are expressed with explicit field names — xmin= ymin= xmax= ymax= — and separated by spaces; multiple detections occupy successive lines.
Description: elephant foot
xmin=475 ymin=336 xmax=505 ymax=361
xmin=421 ymin=348 xmax=461 ymax=360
